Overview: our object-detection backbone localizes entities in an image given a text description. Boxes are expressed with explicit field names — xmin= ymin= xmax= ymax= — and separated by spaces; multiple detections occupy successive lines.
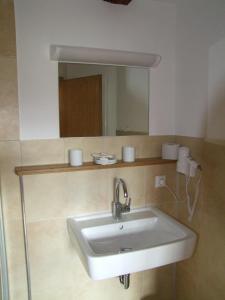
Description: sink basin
xmin=67 ymin=207 xmax=197 ymax=280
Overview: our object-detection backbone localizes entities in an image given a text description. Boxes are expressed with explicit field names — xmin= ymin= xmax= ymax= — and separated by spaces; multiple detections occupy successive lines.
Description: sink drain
xmin=119 ymin=247 xmax=132 ymax=253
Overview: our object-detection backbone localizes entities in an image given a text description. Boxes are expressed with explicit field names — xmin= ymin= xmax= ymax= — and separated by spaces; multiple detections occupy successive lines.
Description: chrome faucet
xmin=112 ymin=178 xmax=131 ymax=220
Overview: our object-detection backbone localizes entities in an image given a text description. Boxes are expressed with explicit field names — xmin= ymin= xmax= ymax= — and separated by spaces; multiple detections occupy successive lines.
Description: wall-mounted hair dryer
xmin=176 ymin=146 xmax=200 ymax=178
xmin=176 ymin=146 xmax=202 ymax=222
xmin=161 ymin=144 xmax=202 ymax=222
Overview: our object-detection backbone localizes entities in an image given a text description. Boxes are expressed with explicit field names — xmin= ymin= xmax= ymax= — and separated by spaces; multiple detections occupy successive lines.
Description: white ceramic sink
xmin=67 ymin=207 xmax=197 ymax=280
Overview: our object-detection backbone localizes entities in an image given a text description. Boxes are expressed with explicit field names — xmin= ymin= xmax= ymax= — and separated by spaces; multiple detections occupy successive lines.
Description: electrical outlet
xmin=155 ymin=175 xmax=166 ymax=188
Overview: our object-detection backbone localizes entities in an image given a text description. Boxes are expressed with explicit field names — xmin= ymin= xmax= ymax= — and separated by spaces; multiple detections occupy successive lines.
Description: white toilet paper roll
xmin=69 ymin=149 xmax=83 ymax=166
xmin=162 ymin=143 xmax=180 ymax=160
xmin=122 ymin=146 xmax=135 ymax=162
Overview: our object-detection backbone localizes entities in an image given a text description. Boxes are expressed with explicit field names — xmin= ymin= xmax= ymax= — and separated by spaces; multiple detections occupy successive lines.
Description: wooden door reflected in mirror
xmin=59 ymin=75 xmax=102 ymax=137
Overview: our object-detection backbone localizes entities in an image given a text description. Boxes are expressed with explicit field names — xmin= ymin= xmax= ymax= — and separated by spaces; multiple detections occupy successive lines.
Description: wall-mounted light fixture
xmin=50 ymin=45 xmax=161 ymax=68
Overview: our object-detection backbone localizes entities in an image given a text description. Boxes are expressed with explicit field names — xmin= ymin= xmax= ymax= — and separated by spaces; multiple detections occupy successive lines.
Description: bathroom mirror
xmin=58 ymin=63 xmax=149 ymax=137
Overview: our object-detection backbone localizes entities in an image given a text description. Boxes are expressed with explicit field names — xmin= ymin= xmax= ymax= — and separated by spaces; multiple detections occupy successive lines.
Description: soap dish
xmin=92 ymin=153 xmax=117 ymax=165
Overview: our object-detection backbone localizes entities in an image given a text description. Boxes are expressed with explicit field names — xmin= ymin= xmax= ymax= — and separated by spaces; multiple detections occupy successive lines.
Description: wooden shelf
xmin=15 ymin=158 xmax=176 ymax=176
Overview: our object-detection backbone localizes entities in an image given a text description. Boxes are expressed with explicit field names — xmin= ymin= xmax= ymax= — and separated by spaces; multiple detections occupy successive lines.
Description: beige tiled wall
xmin=0 ymin=2 xmax=25 ymax=298
xmin=175 ymin=136 xmax=225 ymax=300
xmin=1 ymin=136 xmax=177 ymax=300
xmin=0 ymin=0 xmax=19 ymax=140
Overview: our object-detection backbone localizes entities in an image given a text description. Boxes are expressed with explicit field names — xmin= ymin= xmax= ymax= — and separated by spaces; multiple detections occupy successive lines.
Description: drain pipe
xmin=118 ymin=247 xmax=132 ymax=289
xmin=119 ymin=274 xmax=130 ymax=289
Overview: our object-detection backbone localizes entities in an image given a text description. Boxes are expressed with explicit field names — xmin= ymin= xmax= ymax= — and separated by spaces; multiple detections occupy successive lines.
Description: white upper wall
xmin=14 ymin=0 xmax=176 ymax=140
xmin=175 ymin=0 xmax=225 ymax=138
xmin=207 ymin=37 xmax=225 ymax=141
